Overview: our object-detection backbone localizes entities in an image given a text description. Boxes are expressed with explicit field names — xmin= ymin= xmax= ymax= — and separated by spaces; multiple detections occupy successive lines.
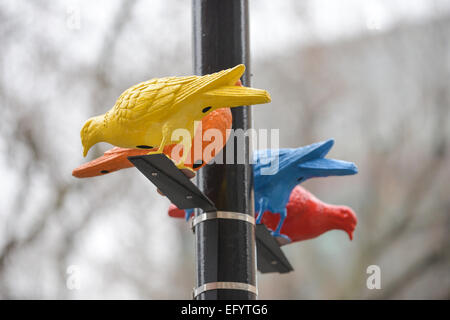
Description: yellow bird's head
xmin=80 ymin=115 xmax=104 ymax=157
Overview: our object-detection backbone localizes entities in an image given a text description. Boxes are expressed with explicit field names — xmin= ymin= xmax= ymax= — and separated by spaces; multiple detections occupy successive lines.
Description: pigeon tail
xmin=203 ymin=85 xmax=271 ymax=108
xmin=298 ymin=158 xmax=358 ymax=177
xmin=297 ymin=139 xmax=335 ymax=163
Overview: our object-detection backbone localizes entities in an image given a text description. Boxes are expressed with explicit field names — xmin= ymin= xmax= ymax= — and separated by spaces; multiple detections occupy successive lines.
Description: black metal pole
xmin=192 ymin=0 xmax=257 ymax=300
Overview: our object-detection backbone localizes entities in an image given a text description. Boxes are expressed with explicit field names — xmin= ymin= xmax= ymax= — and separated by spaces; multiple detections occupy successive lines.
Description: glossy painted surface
xmin=168 ymin=185 xmax=357 ymax=243
xmin=261 ymin=186 xmax=357 ymax=242
xmin=169 ymin=139 xmax=358 ymax=241
xmin=73 ymin=107 xmax=232 ymax=178
xmin=254 ymin=139 xmax=358 ymax=239
xmin=80 ymin=64 xmax=270 ymax=170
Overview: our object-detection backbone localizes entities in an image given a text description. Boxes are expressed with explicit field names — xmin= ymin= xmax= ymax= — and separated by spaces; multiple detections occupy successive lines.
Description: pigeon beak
xmin=339 ymin=206 xmax=357 ymax=241
xmin=346 ymin=230 xmax=354 ymax=241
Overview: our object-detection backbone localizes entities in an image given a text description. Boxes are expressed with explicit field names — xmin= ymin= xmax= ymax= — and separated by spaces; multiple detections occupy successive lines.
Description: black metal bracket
xmin=128 ymin=154 xmax=216 ymax=212
xmin=128 ymin=154 xmax=293 ymax=274
xmin=255 ymin=224 xmax=294 ymax=273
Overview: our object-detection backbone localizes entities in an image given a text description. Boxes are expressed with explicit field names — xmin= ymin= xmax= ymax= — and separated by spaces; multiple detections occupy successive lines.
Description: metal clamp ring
xmin=191 ymin=211 xmax=255 ymax=230
xmin=193 ymin=282 xmax=258 ymax=298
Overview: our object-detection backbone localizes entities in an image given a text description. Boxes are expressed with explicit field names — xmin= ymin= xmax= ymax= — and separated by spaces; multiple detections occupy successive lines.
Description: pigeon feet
xmin=270 ymin=230 xmax=292 ymax=243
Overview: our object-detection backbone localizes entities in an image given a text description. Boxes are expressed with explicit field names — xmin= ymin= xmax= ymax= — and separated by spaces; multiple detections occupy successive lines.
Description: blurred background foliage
xmin=0 ymin=0 xmax=449 ymax=299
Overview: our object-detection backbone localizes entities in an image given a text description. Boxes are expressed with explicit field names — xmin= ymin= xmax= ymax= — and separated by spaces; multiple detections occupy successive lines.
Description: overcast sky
xmin=250 ymin=0 xmax=450 ymax=55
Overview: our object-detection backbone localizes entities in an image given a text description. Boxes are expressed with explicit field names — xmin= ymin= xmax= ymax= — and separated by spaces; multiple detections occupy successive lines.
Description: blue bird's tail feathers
xmin=292 ymin=139 xmax=357 ymax=178
xmin=179 ymin=140 xmax=357 ymax=236
xmin=255 ymin=139 xmax=358 ymax=179
xmin=298 ymin=158 xmax=358 ymax=177
xmin=296 ymin=138 xmax=335 ymax=162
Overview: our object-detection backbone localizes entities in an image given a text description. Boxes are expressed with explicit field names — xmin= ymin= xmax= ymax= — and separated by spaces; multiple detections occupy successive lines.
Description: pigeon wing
xmin=111 ymin=75 xmax=197 ymax=125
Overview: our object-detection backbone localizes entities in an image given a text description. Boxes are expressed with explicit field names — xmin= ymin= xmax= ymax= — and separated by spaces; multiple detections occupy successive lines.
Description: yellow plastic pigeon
xmin=80 ymin=64 xmax=270 ymax=170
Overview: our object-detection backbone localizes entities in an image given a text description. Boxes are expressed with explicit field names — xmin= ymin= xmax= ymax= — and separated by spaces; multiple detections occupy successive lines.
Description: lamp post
xmin=192 ymin=0 xmax=257 ymax=300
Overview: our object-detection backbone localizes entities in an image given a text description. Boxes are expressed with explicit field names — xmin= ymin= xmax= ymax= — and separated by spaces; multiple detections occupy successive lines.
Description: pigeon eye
xmin=202 ymin=106 xmax=212 ymax=113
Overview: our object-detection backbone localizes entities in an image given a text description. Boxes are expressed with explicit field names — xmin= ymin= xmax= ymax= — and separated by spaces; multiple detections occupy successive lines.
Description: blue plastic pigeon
xmin=254 ymin=139 xmax=357 ymax=239
xmin=182 ymin=139 xmax=357 ymax=240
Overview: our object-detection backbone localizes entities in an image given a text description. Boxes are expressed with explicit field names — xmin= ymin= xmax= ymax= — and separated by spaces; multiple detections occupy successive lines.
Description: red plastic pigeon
xmin=168 ymin=185 xmax=357 ymax=244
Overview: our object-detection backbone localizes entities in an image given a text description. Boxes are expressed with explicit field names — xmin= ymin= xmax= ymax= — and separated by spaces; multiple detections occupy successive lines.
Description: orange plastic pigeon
xmin=73 ymin=81 xmax=243 ymax=178
xmin=168 ymin=185 xmax=357 ymax=243
xmin=72 ymin=106 xmax=232 ymax=177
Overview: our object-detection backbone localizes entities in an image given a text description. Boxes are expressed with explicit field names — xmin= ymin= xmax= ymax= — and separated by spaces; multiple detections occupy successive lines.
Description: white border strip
xmin=193 ymin=282 xmax=258 ymax=298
